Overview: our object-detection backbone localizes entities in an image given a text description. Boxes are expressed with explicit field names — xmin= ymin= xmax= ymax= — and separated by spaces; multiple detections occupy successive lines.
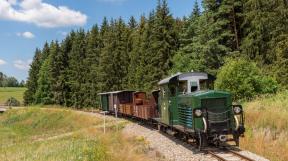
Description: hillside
xmin=241 ymin=91 xmax=288 ymax=161
xmin=0 ymin=107 xmax=156 ymax=161
xmin=0 ymin=87 xmax=26 ymax=104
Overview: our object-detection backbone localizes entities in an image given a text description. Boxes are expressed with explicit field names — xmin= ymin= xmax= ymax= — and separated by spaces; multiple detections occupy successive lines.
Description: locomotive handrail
xmin=202 ymin=117 xmax=207 ymax=133
xmin=234 ymin=115 xmax=240 ymax=130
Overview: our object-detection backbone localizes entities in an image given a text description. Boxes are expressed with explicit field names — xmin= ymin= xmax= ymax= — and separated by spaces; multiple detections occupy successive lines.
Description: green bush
xmin=5 ymin=97 xmax=21 ymax=106
xmin=215 ymin=58 xmax=278 ymax=100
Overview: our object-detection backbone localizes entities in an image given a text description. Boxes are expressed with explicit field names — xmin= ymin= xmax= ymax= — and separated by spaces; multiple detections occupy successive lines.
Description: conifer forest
xmin=24 ymin=0 xmax=288 ymax=107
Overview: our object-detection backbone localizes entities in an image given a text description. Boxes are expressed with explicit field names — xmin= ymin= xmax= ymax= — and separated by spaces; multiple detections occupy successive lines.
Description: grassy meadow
xmin=0 ymin=107 xmax=155 ymax=161
xmin=241 ymin=91 xmax=288 ymax=161
xmin=0 ymin=87 xmax=26 ymax=104
xmin=1 ymin=87 xmax=287 ymax=160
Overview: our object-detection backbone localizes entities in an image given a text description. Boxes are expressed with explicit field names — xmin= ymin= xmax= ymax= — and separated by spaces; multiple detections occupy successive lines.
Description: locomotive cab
xmin=157 ymin=72 xmax=245 ymax=148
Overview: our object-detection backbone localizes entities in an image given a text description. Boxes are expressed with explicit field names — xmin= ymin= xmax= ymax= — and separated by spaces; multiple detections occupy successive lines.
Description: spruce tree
xmin=127 ymin=16 xmax=146 ymax=90
xmin=48 ymin=41 xmax=65 ymax=105
xmin=170 ymin=1 xmax=202 ymax=73
xmin=139 ymin=0 xmax=179 ymax=91
xmin=67 ymin=29 xmax=87 ymax=108
xmin=84 ymin=25 xmax=101 ymax=107
xmin=24 ymin=48 xmax=42 ymax=105
xmin=172 ymin=0 xmax=244 ymax=75
xmin=138 ymin=12 xmax=156 ymax=91
xmin=35 ymin=57 xmax=53 ymax=104
xmin=241 ymin=0 xmax=288 ymax=87
xmin=60 ymin=32 xmax=75 ymax=107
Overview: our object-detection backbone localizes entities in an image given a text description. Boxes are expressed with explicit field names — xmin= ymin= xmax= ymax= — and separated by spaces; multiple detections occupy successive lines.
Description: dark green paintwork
xmin=159 ymin=88 xmax=235 ymax=132
xmin=177 ymin=90 xmax=233 ymax=131
xmin=169 ymin=96 xmax=179 ymax=125
xmin=160 ymin=85 xmax=170 ymax=124
xmin=100 ymin=95 xmax=109 ymax=111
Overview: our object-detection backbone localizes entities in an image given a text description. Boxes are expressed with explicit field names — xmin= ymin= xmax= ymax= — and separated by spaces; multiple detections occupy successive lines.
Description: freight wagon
xmin=98 ymin=90 xmax=159 ymax=119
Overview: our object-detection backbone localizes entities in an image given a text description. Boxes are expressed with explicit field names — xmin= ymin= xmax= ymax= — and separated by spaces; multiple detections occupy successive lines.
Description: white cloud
xmin=13 ymin=59 xmax=32 ymax=70
xmin=0 ymin=0 xmax=87 ymax=28
xmin=17 ymin=31 xmax=35 ymax=39
xmin=0 ymin=59 xmax=7 ymax=65
xmin=57 ymin=31 xmax=68 ymax=36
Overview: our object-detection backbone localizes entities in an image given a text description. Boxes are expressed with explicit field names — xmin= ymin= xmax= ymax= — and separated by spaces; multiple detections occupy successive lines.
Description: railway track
xmin=104 ymin=111 xmax=256 ymax=161
xmin=205 ymin=147 xmax=255 ymax=161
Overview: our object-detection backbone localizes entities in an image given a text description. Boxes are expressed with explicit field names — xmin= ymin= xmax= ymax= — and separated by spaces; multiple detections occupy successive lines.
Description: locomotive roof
xmin=178 ymin=90 xmax=230 ymax=97
xmin=158 ymin=72 xmax=214 ymax=85
xmin=98 ymin=90 xmax=135 ymax=95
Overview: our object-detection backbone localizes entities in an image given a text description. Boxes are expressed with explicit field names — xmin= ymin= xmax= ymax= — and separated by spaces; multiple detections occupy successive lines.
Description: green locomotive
xmin=156 ymin=72 xmax=245 ymax=148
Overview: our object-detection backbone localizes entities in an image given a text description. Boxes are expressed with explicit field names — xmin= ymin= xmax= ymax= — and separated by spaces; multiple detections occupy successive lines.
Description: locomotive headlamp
xmin=233 ymin=105 xmax=242 ymax=115
xmin=194 ymin=109 xmax=203 ymax=117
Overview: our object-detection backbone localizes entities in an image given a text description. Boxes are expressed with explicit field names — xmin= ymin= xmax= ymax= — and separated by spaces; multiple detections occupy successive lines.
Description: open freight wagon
xmin=98 ymin=90 xmax=159 ymax=120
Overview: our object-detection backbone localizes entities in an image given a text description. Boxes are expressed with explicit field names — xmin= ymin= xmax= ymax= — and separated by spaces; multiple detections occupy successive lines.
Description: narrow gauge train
xmin=98 ymin=72 xmax=245 ymax=149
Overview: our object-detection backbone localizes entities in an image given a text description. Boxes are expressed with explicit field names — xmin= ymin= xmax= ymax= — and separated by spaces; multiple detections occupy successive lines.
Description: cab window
xmin=199 ymin=79 xmax=214 ymax=90
xmin=190 ymin=81 xmax=198 ymax=92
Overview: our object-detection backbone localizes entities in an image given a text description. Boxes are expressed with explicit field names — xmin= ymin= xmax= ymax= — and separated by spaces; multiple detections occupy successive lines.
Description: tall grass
xmin=0 ymin=87 xmax=26 ymax=104
xmin=0 ymin=107 xmax=157 ymax=161
xmin=241 ymin=91 xmax=288 ymax=161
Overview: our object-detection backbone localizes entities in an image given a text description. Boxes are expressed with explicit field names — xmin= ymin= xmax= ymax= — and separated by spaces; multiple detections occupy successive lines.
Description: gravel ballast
xmin=122 ymin=122 xmax=269 ymax=161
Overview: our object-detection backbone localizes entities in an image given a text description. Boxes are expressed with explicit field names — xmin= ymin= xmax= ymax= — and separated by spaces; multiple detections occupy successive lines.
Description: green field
xmin=0 ymin=87 xmax=26 ymax=104
xmin=241 ymin=91 xmax=288 ymax=161
xmin=0 ymin=107 xmax=154 ymax=161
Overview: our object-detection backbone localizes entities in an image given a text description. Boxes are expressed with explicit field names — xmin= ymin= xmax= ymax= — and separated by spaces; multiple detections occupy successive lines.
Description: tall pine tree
xmin=24 ymin=48 xmax=42 ymax=105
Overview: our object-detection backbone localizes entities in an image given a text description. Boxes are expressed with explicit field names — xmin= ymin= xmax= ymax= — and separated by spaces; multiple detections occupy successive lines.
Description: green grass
xmin=0 ymin=107 xmax=154 ymax=161
xmin=0 ymin=87 xmax=26 ymax=104
xmin=240 ymin=91 xmax=288 ymax=161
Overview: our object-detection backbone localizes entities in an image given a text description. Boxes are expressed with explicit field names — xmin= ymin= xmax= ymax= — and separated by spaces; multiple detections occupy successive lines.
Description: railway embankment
xmin=241 ymin=91 xmax=288 ymax=161
xmin=122 ymin=122 xmax=268 ymax=161
xmin=0 ymin=107 xmax=157 ymax=161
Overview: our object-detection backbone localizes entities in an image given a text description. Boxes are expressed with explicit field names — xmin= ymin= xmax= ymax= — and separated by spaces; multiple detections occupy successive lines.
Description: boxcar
xmin=133 ymin=92 xmax=158 ymax=120
xmin=99 ymin=91 xmax=158 ymax=120
xmin=98 ymin=90 xmax=134 ymax=114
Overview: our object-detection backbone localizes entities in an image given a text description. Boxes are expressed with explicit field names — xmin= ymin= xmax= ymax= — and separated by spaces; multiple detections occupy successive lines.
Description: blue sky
xmin=0 ymin=0 xmax=197 ymax=81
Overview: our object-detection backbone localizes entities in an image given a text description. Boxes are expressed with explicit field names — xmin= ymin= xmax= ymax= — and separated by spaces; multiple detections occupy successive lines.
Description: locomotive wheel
xmin=233 ymin=134 xmax=240 ymax=146
xmin=157 ymin=124 xmax=161 ymax=131
xmin=196 ymin=132 xmax=203 ymax=151
xmin=196 ymin=132 xmax=208 ymax=150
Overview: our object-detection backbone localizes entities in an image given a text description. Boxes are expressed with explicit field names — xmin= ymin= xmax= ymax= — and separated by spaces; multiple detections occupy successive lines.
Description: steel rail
xmin=206 ymin=150 xmax=227 ymax=161
xmin=226 ymin=149 xmax=255 ymax=161
xmin=205 ymin=148 xmax=255 ymax=161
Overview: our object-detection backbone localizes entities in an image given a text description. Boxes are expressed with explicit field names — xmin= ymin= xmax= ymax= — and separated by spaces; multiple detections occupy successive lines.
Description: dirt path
xmin=34 ymin=120 xmax=127 ymax=142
